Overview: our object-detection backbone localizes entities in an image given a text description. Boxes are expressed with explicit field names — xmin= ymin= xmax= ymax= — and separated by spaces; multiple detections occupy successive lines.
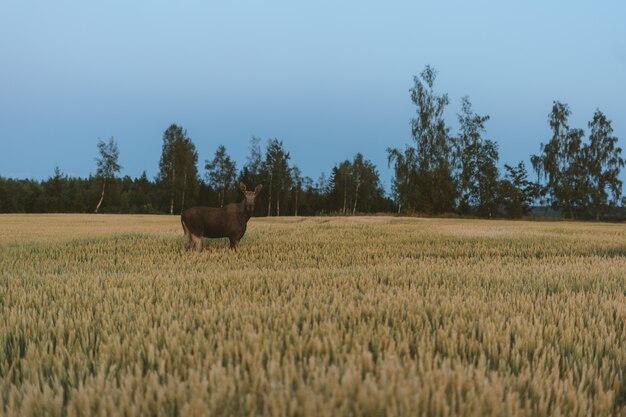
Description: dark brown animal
xmin=181 ymin=182 xmax=262 ymax=252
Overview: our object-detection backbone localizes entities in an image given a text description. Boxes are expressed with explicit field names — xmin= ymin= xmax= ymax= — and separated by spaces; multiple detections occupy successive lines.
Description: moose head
xmin=240 ymin=182 xmax=262 ymax=213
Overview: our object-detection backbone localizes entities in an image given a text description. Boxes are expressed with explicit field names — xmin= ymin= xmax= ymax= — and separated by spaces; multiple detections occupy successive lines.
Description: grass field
xmin=1 ymin=214 xmax=626 ymax=416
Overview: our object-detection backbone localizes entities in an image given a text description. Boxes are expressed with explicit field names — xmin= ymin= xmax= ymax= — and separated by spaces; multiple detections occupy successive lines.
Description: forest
xmin=1 ymin=66 xmax=623 ymax=220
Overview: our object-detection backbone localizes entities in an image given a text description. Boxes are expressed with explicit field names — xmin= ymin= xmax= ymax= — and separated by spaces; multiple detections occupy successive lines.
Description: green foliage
xmin=1 ymin=87 xmax=624 ymax=220
xmin=531 ymin=102 xmax=586 ymax=218
xmin=205 ymin=145 xmax=237 ymax=207
xmin=455 ymin=97 xmax=499 ymax=217
xmin=94 ymin=137 xmax=122 ymax=213
xmin=388 ymin=66 xmax=457 ymax=214
xmin=582 ymin=110 xmax=625 ymax=220
xmin=499 ymin=162 xmax=540 ymax=218
xmin=410 ymin=66 xmax=457 ymax=213
xmin=95 ymin=137 xmax=121 ymax=180
xmin=475 ymin=139 xmax=500 ymax=217
xmin=263 ymin=138 xmax=292 ymax=216
xmin=532 ymin=103 xmax=625 ymax=220
xmin=158 ymin=124 xmax=199 ymax=214
xmin=327 ymin=153 xmax=389 ymax=214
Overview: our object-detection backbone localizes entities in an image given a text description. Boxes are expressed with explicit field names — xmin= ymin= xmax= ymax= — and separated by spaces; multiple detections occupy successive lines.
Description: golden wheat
xmin=1 ymin=214 xmax=625 ymax=416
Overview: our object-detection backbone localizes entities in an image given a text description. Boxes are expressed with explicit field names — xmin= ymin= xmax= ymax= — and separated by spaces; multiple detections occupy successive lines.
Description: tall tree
xmin=263 ymin=139 xmax=291 ymax=216
xmin=351 ymin=155 xmax=362 ymax=215
xmin=158 ymin=124 xmax=198 ymax=215
xmin=178 ymin=137 xmax=199 ymax=212
xmin=531 ymin=101 xmax=585 ymax=219
xmin=239 ymin=136 xmax=263 ymax=186
xmin=329 ymin=160 xmax=351 ymax=214
xmin=328 ymin=154 xmax=386 ymax=214
xmin=159 ymin=124 xmax=179 ymax=214
xmin=474 ymin=139 xmax=500 ymax=217
xmin=388 ymin=65 xmax=456 ymax=214
xmin=350 ymin=153 xmax=385 ymax=214
xmin=205 ymin=145 xmax=237 ymax=207
xmin=455 ymin=96 xmax=492 ymax=214
xmin=94 ymin=137 xmax=121 ymax=213
xmin=583 ymin=110 xmax=624 ymax=220
xmin=291 ymin=165 xmax=302 ymax=216
xmin=411 ymin=66 xmax=456 ymax=213
xmin=387 ymin=146 xmax=417 ymax=213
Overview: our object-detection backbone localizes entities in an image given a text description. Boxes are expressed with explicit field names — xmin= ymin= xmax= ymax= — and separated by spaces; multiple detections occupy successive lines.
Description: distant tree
xmin=94 ymin=137 xmax=121 ymax=213
xmin=205 ymin=145 xmax=237 ymax=207
xmin=499 ymin=162 xmax=539 ymax=218
xmin=0 ymin=177 xmax=44 ymax=213
xmin=351 ymin=153 xmax=385 ymax=214
xmin=329 ymin=160 xmax=351 ymax=214
xmin=44 ymin=167 xmax=66 ymax=212
xmin=388 ymin=65 xmax=456 ymax=214
xmin=455 ymin=96 xmax=492 ymax=214
xmin=314 ymin=172 xmax=330 ymax=214
xmin=0 ymin=178 xmax=21 ymax=212
xmin=316 ymin=172 xmax=329 ymax=196
xmin=531 ymin=101 xmax=586 ymax=219
xmin=475 ymin=139 xmax=500 ymax=217
xmin=158 ymin=124 xmax=198 ymax=214
xmin=263 ymin=139 xmax=291 ymax=216
xmin=297 ymin=175 xmax=317 ymax=216
xmin=582 ymin=110 xmax=624 ymax=220
xmin=291 ymin=165 xmax=303 ymax=216
xmin=132 ymin=171 xmax=154 ymax=213
xmin=159 ymin=124 xmax=179 ymax=214
xmin=387 ymin=146 xmax=417 ymax=213
xmin=351 ymin=154 xmax=363 ymax=215
xmin=239 ymin=136 xmax=263 ymax=186
xmin=178 ymin=136 xmax=199 ymax=212
xmin=328 ymin=154 xmax=386 ymax=214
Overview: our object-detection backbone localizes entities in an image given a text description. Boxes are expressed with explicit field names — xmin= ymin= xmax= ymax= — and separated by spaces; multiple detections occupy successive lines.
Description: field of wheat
xmin=1 ymin=214 xmax=625 ymax=416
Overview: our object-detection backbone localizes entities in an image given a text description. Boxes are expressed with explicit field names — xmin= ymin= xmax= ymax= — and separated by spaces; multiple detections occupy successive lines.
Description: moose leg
xmin=182 ymin=231 xmax=191 ymax=250
xmin=181 ymin=220 xmax=194 ymax=251
xmin=191 ymin=234 xmax=202 ymax=252
xmin=229 ymin=238 xmax=238 ymax=252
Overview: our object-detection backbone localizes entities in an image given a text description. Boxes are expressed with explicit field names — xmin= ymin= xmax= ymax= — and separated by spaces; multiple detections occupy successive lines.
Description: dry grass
xmin=1 ymin=214 xmax=625 ymax=416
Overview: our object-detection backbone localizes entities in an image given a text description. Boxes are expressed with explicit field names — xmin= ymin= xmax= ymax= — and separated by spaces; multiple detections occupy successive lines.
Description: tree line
xmin=0 ymin=129 xmax=393 ymax=216
xmin=387 ymin=65 xmax=623 ymax=220
xmin=1 ymin=65 xmax=623 ymax=219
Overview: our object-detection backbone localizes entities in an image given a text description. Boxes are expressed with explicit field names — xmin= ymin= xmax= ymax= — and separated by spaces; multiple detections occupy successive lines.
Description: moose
xmin=181 ymin=182 xmax=262 ymax=252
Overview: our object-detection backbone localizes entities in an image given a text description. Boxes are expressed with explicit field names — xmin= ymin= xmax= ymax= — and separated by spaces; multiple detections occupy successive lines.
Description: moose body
xmin=181 ymin=183 xmax=262 ymax=251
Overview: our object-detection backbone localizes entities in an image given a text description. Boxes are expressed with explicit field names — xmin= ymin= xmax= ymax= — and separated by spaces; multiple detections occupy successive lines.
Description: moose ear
xmin=254 ymin=184 xmax=263 ymax=195
xmin=239 ymin=182 xmax=247 ymax=193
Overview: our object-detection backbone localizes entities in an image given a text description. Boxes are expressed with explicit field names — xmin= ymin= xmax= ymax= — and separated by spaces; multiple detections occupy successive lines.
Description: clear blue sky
xmin=1 ymin=1 xmax=625 ymax=192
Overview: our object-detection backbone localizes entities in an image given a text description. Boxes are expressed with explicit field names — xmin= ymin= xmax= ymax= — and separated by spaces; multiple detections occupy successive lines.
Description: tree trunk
xmin=170 ymin=167 xmax=176 ymax=215
xmin=267 ymin=172 xmax=273 ymax=216
xmin=181 ymin=171 xmax=187 ymax=214
xmin=295 ymin=185 xmax=299 ymax=216
xmin=352 ymin=181 xmax=360 ymax=215
xmin=277 ymin=191 xmax=280 ymax=216
xmin=95 ymin=180 xmax=106 ymax=213
xmin=221 ymin=180 xmax=227 ymax=207
xmin=342 ymin=173 xmax=347 ymax=215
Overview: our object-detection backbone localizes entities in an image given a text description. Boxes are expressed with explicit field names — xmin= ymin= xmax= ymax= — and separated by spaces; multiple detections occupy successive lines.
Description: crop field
xmin=1 ymin=214 xmax=626 ymax=416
